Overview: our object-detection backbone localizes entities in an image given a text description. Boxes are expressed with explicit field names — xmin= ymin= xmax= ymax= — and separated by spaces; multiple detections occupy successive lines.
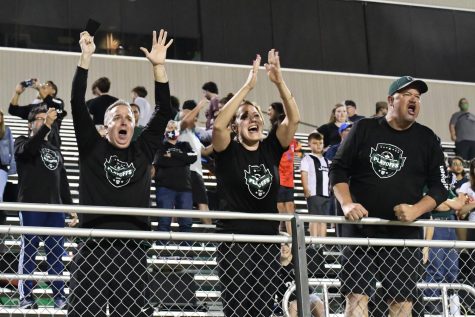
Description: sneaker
xmin=54 ymin=296 xmax=67 ymax=309
xmin=19 ymin=296 xmax=37 ymax=309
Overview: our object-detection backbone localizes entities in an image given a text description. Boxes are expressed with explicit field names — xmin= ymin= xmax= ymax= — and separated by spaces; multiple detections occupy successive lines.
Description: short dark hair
xmin=308 ymin=132 xmax=324 ymax=142
xmin=130 ymin=103 xmax=140 ymax=112
xmin=375 ymin=101 xmax=388 ymax=112
xmin=28 ymin=106 xmax=47 ymax=122
xmin=458 ymin=97 xmax=468 ymax=109
xmin=344 ymin=100 xmax=356 ymax=108
xmin=202 ymin=81 xmax=218 ymax=94
xmin=170 ymin=96 xmax=180 ymax=112
xmin=132 ymin=86 xmax=148 ymax=98
xmin=92 ymin=77 xmax=111 ymax=93
xmin=46 ymin=80 xmax=58 ymax=97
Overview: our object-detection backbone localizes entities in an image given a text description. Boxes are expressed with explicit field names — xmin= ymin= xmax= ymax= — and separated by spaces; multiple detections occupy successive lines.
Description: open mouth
xmin=248 ymin=126 xmax=259 ymax=133
xmin=408 ymin=104 xmax=416 ymax=115
xmin=118 ymin=129 xmax=128 ymax=139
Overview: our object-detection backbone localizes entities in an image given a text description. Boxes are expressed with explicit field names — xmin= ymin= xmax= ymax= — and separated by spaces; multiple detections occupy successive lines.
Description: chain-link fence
xmin=0 ymin=204 xmax=475 ymax=317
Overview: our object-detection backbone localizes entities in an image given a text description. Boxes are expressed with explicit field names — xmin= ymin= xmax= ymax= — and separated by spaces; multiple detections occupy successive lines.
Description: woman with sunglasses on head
xmin=212 ymin=50 xmax=300 ymax=317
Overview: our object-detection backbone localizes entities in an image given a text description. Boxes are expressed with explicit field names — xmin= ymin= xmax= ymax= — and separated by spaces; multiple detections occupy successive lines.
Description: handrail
xmin=3 ymin=202 xmax=475 ymax=229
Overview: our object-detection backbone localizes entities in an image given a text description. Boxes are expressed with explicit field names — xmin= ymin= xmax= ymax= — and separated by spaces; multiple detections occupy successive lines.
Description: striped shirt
xmin=300 ymin=153 xmax=330 ymax=197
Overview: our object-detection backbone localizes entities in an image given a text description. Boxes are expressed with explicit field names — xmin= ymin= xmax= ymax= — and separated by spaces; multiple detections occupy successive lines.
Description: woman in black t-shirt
xmin=317 ymin=103 xmax=348 ymax=148
xmin=212 ymin=50 xmax=300 ymax=317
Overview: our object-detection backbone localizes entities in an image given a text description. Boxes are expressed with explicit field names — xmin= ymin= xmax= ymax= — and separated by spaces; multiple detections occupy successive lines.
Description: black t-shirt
xmin=153 ymin=141 xmax=197 ymax=191
xmin=317 ymin=122 xmax=340 ymax=148
xmin=214 ymin=129 xmax=285 ymax=234
xmin=87 ymin=94 xmax=118 ymax=125
xmin=71 ymin=67 xmax=172 ymax=230
xmin=15 ymin=125 xmax=72 ymax=205
xmin=330 ymin=117 xmax=448 ymax=238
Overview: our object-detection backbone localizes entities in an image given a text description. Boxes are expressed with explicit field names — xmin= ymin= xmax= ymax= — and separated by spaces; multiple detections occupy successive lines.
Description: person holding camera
xmin=8 ymin=79 xmax=66 ymax=146
xmin=15 ymin=107 xmax=74 ymax=310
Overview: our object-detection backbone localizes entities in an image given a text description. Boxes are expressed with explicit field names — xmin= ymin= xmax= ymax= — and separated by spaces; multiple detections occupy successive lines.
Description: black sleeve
xmin=71 ymin=67 xmax=101 ymax=155
xmin=60 ymin=164 xmax=73 ymax=205
xmin=9 ymin=104 xmax=33 ymax=120
xmin=425 ymin=134 xmax=449 ymax=206
xmin=170 ymin=142 xmax=197 ymax=164
xmin=263 ymin=128 xmax=287 ymax=165
xmin=329 ymin=120 xmax=361 ymax=186
xmin=137 ymin=81 xmax=173 ymax=163
xmin=14 ymin=125 xmax=51 ymax=160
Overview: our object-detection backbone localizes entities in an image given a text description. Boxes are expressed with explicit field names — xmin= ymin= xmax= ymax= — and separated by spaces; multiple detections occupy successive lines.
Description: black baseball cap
xmin=388 ymin=76 xmax=428 ymax=96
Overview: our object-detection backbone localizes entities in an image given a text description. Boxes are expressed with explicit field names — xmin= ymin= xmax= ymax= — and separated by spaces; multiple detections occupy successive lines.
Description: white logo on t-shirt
xmin=104 ymin=155 xmax=136 ymax=188
xmin=369 ymin=143 xmax=406 ymax=179
xmin=244 ymin=164 xmax=273 ymax=199
xmin=40 ymin=148 xmax=59 ymax=170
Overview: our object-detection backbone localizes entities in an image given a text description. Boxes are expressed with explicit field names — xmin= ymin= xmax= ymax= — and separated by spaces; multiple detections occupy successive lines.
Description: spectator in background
xmin=69 ymin=29 xmax=173 ymax=317
xmin=268 ymin=101 xmax=300 ymax=234
xmin=423 ymin=157 xmax=464 ymax=314
xmin=277 ymin=236 xmax=325 ymax=317
xmin=130 ymin=103 xmax=143 ymax=141
xmin=345 ymin=100 xmax=365 ymax=122
xmin=212 ymin=51 xmax=299 ymax=317
xmin=133 ymin=97 xmax=153 ymax=127
xmin=153 ymin=120 xmax=196 ymax=235
xmin=372 ymin=101 xmax=388 ymax=117
xmin=15 ymin=107 xmax=74 ymax=310
xmin=325 ymin=122 xmax=352 ymax=162
xmin=0 ymin=110 xmax=16 ymax=211
xmin=301 ymin=132 xmax=331 ymax=237
xmin=131 ymin=85 xmax=153 ymax=126
xmin=86 ymin=77 xmax=118 ymax=127
xmin=178 ymin=100 xmax=214 ymax=225
xmin=449 ymin=98 xmax=475 ymax=160
xmin=317 ymin=103 xmax=348 ymax=149
xmin=9 ymin=79 xmax=66 ymax=147
xmin=450 ymin=156 xmax=468 ymax=192
xmin=200 ymin=81 xmax=219 ymax=144
xmin=131 ymin=86 xmax=148 ymax=100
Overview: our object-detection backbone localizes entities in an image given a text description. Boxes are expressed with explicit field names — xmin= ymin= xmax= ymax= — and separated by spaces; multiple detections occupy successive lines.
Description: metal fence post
xmin=291 ymin=213 xmax=311 ymax=317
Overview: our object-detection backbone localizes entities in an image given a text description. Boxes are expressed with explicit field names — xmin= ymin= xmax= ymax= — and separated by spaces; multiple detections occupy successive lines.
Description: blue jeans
xmin=18 ymin=211 xmax=66 ymax=299
xmin=156 ymin=187 xmax=193 ymax=232
xmin=424 ymin=214 xmax=459 ymax=298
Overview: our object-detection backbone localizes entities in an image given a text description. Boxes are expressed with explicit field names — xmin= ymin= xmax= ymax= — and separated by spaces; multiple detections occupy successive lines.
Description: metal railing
xmin=0 ymin=202 xmax=475 ymax=317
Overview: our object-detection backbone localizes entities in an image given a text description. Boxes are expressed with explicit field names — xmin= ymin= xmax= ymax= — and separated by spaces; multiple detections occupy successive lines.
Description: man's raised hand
xmin=140 ymin=29 xmax=173 ymax=66
xmin=79 ymin=31 xmax=96 ymax=56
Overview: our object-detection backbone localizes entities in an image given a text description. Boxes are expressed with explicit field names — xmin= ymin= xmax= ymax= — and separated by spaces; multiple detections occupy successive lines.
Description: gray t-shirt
xmin=450 ymin=111 xmax=475 ymax=141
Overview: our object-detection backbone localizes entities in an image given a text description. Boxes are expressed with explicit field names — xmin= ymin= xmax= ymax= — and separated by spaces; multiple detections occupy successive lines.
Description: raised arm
xmin=212 ymin=55 xmax=261 ymax=152
xmin=180 ymin=98 xmax=208 ymax=130
xmin=264 ymin=49 xmax=300 ymax=148
xmin=137 ymin=30 xmax=174 ymax=161
xmin=71 ymin=32 xmax=101 ymax=155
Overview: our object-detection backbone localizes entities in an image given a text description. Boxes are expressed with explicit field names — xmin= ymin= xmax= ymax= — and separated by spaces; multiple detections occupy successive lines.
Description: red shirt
xmin=279 ymin=139 xmax=299 ymax=188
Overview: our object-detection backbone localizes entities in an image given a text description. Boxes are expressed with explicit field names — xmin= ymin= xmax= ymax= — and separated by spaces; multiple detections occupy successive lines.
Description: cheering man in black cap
xmin=330 ymin=76 xmax=449 ymax=316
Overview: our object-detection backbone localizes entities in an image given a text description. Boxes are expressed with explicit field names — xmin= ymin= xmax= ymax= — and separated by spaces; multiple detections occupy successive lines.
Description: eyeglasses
xmin=452 ymin=162 xmax=464 ymax=167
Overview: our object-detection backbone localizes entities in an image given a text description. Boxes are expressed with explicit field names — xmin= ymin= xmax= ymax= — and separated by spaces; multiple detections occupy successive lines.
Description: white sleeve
xmin=459 ymin=182 xmax=469 ymax=194
xmin=300 ymin=155 xmax=310 ymax=172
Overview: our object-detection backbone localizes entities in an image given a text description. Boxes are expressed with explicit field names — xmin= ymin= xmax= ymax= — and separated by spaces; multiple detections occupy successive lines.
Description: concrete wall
xmin=1 ymin=47 xmax=474 ymax=141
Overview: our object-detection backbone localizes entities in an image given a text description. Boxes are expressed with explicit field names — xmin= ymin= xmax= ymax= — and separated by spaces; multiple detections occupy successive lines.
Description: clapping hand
xmin=244 ymin=55 xmax=261 ymax=90
xmin=264 ymin=49 xmax=283 ymax=84
xmin=140 ymin=29 xmax=173 ymax=66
